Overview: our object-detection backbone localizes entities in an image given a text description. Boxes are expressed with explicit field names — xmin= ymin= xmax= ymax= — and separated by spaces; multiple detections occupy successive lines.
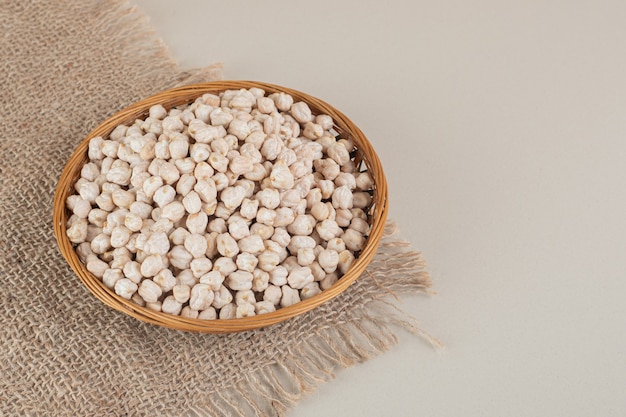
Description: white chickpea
xmin=148 ymin=104 xmax=167 ymax=120
xmin=195 ymin=125 xmax=224 ymax=143
xmin=142 ymin=176 xmax=163 ymax=199
xmin=67 ymin=218 xmax=88 ymax=243
xmin=334 ymin=172 xmax=357 ymax=190
xmin=212 ymin=233 xmax=238 ymax=259
xmin=355 ymin=172 xmax=374 ymax=190
xmin=94 ymin=193 xmax=115 ymax=212
xmin=271 ymin=227 xmax=291 ymax=248
xmin=76 ymin=242 xmax=93 ymax=263
xmin=140 ymin=255 xmax=163 ymax=277
xmin=85 ymin=256 xmax=108 ymax=278
xmin=320 ymin=272 xmax=338 ymax=290
xmin=71 ymin=195 xmax=91 ymax=219
xmin=287 ymin=266 xmax=314 ymax=289
xmin=138 ymin=279 xmax=162 ymax=303
xmin=190 ymin=257 xmax=213 ymax=278
xmin=154 ymin=140 xmax=171 ymax=160
xmin=318 ymin=180 xmax=335 ymax=200
xmin=352 ymin=191 xmax=372 ymax=209
xmin=88 ymin=136 xmax=105 ymax=160
xmin=228 ymin=218 xmax=250 ymax=240
xmin=199 ymin=270 xmax=224 ymax=291
xmin=280 ymin=285 xmax=301 ymax=308
xmin=168 ymin=227 xmax=189 ymax=247
xmin=213 ymin=285 xmax=234 ymax=309
xmin=144 ymin=231 xmax=170 ymax=256
xmin=122 ymin=261 xmax=142 ymax=284
xmin=287 ymin=235 xmax=316 ymax=255
xmin=189 ymin=283 xmax=215 ymax=311
xmin=226 ymin=271 xmax=253 ymax=291
xmin=255 ymin=301 xmax=276 ymax=315
xmin=180 ymin=306 xmax=199 ymax=319
xmin=331 ymin=185 xmax=353 ymax=210
xmin=234 ymin=252 xmax=257 ymax=273
xmin=123 ymin=212 xmax=143 ymax=232
xmin=297 ymin=248 xmax=316 ymax=266
xmin=342 ymin=228 xmax=366 ymax=251
xmin=237 ymin=234 xmax=265 ymax=255
xmin=289 ymin=101 xmax=312 ymax=123
xmin=77 ymin=181 xmax=100 ymax=203
xmin=335 ymin=208 xmax=353 ymax=228
xmin=114 ymin=278 xmax=138 ymax=300
xmin=309 ymin=201 xmax=329 ymax=222
xmin=101 ymin=268 xmax=123 ymax=290
xmin=176 ymin=269 xmax=197 ymax=287
xmin=168 ymin=245 xmax=193 ymax=270
xmin=240 ymin=198 xmax=259 ymax=220
xmin=152 ymin=185 xmax=175 ymax=208
xmin=257 ymin=251 xmax=280 ymax=272
xmin=146 ymin=301 xmax=162 ymax=312
xmin=210 ymin=108 xmax=234 ymax=127
xmin=318 ymin=249 xmax=339 ymax=273
xmin=194 ymin=178 xmax=217 ymax=203
xmin=110 ymin=226 xmax=131 ymax=248
xmin=287 ymin=214 xmax=315 ymax=236
xmin=234 ymin=289 xmax=256 ymax=306
xmin=256 ymin=188 xmax=280 ymax=209
xmin=90 ymin=233 xmax=111 ymax=254
xmin=172 ymin=284 xmax=191 ymax=303
xmin=316 ymin=219 xmax=342 ymax=241
xmin=235 ymin=303 xmax=256 ymax=318
xmin=160 ymin=201 xmax=185 ymax=222
xmin=101 ymin=140 xmax=119 ymax=158
xmin=207 ymin=152 xmax=228 ymax=173
xmin=255 ymin=207 xmax=276 ymax=226
xmin=153 ymin=268 xmax=176 ymax=292
xmin=186 ymin=211 xmax=208 ymax=235
xmin=182 ymin=233 xmax=207 ymax=259
xmin=256 ymin=96 xmax=276 ymax=114
xmin=161 ymin=296 xmax=183 ymax=315
xmin=212 ymin=173 xmax=230 ymax=191
xmin=301 ymin=282 xmax=322 ymax=300
xmin=264 ymin=238 xmax=285 ymax=255
xmin=213 ymin=257 xmax=237 ymax=276
xmin=337 ymin=249 xmax=355 ymax=274
xmin=269 ymin=92 xmax=293 ymax=112
xmin=262 ymin=285 xmax=282 ymax=306
xmin=349 ymin=217 xmax=370 ymax=235
xmin=198 ymin=308 xmax=217 ymax=320
xmin=269 ymin=207 xmax=292 ymax=228
xmin=129 ymin=201 xmax=152 ymax=219
xmin=309 ymin=261 xmax=325 ymax=281
xmin=269 ymin=160 xmax=294 ymax=189
xmin=227 ymin=118 xmax=251 ymax=140
xmin=220 ymin=186 xmax=247 ymax=210
xmin=327 ymin=142 xmax=351 ymax=166
xmin=85 ymin=226 xmax=103 ymax=244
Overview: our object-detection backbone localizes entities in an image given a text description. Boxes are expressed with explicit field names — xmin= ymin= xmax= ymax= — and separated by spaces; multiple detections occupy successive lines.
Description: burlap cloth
xmin=0 ymin=1 xmax=436 ymax=415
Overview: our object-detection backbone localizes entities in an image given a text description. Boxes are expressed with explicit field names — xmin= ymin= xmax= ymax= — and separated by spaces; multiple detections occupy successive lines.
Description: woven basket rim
xmin=53 ymin=80 xmax=389 ymax=333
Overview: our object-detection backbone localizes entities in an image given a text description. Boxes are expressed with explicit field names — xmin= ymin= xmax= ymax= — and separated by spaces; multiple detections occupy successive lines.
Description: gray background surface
xmin=132 ymin=1 xmax=626 ymax=415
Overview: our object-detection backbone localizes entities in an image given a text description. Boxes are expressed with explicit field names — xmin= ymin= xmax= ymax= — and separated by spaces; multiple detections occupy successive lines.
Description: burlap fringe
xmin=190 ymin=221 xmax=439 ymax=417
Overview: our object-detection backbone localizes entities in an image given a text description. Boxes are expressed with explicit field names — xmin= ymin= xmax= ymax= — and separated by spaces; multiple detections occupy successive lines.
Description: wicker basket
xmin=53 ymin=81 xmax=388 ymax=333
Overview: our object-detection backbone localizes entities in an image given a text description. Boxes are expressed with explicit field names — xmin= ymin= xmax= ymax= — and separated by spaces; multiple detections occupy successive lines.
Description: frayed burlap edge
xmin=186 ymin=221 xmax=440 ymax=417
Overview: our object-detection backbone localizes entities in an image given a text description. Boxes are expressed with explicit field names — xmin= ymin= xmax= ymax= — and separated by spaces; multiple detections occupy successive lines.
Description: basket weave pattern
xmin=53 ymin=81 xmax=388 ymax=333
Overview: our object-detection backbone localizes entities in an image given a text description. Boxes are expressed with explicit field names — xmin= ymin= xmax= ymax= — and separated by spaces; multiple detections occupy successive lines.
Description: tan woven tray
xmin=53 ymin=80 xmax=388 ymax=333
